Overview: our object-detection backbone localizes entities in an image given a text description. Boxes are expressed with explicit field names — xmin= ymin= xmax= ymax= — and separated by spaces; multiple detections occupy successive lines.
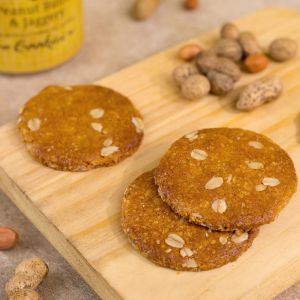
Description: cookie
xmin=154 ymin=128 xmax=297 ymax=231
xmin=18 ymin=85 xmax=144 ymax=171
xmin=122 ymin=171 xmax=258 ymax=271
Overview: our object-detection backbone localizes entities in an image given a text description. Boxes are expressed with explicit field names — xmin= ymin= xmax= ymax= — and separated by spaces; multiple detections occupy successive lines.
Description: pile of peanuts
xmin=133 ymin=0 xmax=198 ymax=21
xmin=1 ymin=227 xmax=48 ymax=299
xmin=173 ymin=22 xmax=298 ymax=111
xmin=5 ymin=258 xmax=48 ymax=300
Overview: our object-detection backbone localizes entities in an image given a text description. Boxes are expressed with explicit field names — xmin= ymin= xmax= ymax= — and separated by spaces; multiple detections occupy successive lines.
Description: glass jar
xmin=0 ymin=0 xmax=83 ymax=74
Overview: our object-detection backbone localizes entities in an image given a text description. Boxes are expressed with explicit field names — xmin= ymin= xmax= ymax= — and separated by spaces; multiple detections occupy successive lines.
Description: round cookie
xmin=18 ymin=85 xmax=144 ymax=171
xmin=122 ymin=171 xmax=258 ymax=271
xmin=154 ymin=128 xmax=297 ymax=231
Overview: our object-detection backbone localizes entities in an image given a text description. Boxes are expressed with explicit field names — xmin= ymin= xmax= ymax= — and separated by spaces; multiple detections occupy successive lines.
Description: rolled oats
xmin=27 ymin=118 xmax=41 ymax=131
xmin=247 ymin=161 xmax=264 ymax=169
xmin=132 ymin=117 xmax=144 ymax=133
xmin=227 ymin=174 xmax=233 ymax=183
xmin=262 ymin=177 xmax=280 ymax=187
xmin=248 ymin=141 xmax=263 ymax=149
xmin=103 ymin=138 xmax=113 ymax=147
xmin=191 ymin=149 xmax=208 ymax=161
xmin=256 ymin=184 xmax=267 ymax=192
xmin=219 ymin=236 xmax=228 ymax=245
xmin=192 ymin=212 xmax=203 ymax=219
xmin=205 ymin=176 xmax=223 ymax=190
xmin=91 ymin=122 xmax=103 ymax=133
xmin=101 ymin=146 xmax=119 ymax=157
xmin=165 ymin=233 xmax=185 ymax=248
xmin=183 ymin=258 xmax=198 ymax=268
xmin=90 ymin=108 xmax=104 ymax=119
xmin=185 ymin=131 xmax=198 ymax=141
xmin=212 ymin=199 xmax=227 ymax=214
xmin=231 ymin=232 xmax=248 ymax=244
xmin=180 ymin=247 xmax=194 ymax=257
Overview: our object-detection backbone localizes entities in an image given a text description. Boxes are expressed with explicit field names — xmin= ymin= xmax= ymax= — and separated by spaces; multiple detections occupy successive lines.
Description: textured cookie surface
xmin=18 ymin=85 xmax=143 ymax=171
xmin=154 ymin=128 xmax=297 ymax=231
xmin=122 ymin=171 xmax=258 ymax=271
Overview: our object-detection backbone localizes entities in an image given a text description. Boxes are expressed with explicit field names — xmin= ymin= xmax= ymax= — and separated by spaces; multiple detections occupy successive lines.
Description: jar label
xmin=0 ymin=0 xmax=83 ymax=73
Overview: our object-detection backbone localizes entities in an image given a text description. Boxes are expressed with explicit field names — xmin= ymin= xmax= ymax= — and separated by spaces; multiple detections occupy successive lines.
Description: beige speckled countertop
xmin=1 ymin=1 xmax=300 ymax=299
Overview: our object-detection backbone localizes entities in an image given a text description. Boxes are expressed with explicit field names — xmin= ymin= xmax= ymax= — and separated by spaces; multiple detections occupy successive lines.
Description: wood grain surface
xmin=1 ymin=7 xmax=300 ymax=300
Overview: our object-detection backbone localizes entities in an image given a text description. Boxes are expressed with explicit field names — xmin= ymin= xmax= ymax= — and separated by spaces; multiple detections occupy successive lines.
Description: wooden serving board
xmin=1 ymin=7 xmax=300 ymax=300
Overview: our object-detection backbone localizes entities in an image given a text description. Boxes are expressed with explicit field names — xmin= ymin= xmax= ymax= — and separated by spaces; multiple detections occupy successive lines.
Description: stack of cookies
xmin=122 ymin=128 xmax=297 ymax=271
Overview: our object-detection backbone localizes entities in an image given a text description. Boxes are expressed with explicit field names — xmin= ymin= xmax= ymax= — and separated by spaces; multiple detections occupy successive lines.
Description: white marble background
xmin=1 ymin=1 xmax=300 ymax=299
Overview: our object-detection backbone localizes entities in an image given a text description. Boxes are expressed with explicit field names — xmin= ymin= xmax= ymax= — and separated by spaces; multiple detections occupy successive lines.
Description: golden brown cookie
xmin=18 ymin=85 xmax=143 ymax=171
xmin=122 ymin=171 xmax=258 ymax=271
xmin=154 ymin=128 xmax=297 ymax=231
